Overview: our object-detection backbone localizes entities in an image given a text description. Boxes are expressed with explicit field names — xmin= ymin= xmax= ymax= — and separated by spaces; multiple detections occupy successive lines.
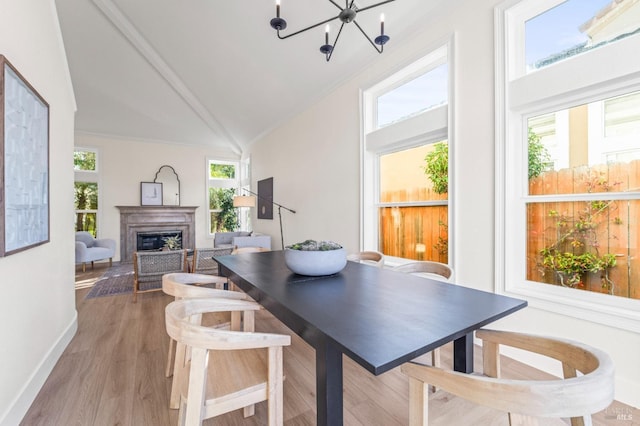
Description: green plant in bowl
xmin=287 ymin=239 xmax=342 ymax=251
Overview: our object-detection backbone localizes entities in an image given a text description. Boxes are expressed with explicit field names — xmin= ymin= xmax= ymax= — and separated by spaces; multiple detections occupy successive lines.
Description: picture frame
xmin=257 ymin=177 xmax=274 ymax=219
xmin=0 ymin=55 xmax=50 ymax=257
xmin=140 ymin=182 xmax=163 ymax=206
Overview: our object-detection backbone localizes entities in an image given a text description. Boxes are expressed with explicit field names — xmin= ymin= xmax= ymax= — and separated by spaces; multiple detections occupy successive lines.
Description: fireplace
xmin=117 ymin=206 xmax=197 ymax=263
xmin=136 ymin=230 xmax=182 ymax=251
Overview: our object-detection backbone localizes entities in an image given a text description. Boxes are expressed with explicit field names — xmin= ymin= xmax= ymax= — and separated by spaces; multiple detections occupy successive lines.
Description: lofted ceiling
xmin=56 ymin=0 xmax=448 ymax=155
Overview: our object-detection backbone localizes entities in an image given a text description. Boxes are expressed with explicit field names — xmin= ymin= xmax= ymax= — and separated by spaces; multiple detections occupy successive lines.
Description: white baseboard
xmin=0 ymin=311 xmax=78 ymax=426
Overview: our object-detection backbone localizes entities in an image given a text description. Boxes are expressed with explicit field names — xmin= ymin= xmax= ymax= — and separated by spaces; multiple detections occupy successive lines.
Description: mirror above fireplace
xmin=154 ymin=165 xmax=180 ymax=206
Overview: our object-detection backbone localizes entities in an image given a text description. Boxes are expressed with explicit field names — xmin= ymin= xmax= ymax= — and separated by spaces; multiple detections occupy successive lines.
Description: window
xmin=496 ymin=0 xmax=640 ymax=331
xmin=378 ymin=143 xmax=448 ymax=262
xmin=377 ymin=62 xmax=448 ymax=128
xmin=362 ymin=42 xmax=452 ymax=265
xmin=523 ymin=0 xmax=639 ymax=74
xmin=237 ymin=157 xmax=252 ymax=232
xmin=74 ymin=148 xmax=99 ymax=236
xmin=207 ymin=160 xmax=239 ymax=234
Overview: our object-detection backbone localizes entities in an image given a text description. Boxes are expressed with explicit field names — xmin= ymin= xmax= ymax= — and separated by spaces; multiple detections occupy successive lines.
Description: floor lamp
xmin=233 ymin=189 xmax=296 ymax=250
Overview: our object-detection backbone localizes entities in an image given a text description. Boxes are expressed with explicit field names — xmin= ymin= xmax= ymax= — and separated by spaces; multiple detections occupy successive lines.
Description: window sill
xmin=501 ymin=280 xmax=640 ymax=333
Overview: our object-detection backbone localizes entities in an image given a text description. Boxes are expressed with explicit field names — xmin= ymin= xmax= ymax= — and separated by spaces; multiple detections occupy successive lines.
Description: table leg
xmin=453 ymin=332 xmax=474 ymax=373
xmin=316 ymin=338 xmax=343 ymax=426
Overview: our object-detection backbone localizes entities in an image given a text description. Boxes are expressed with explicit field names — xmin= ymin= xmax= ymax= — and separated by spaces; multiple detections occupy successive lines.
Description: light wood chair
xmin=165 ymin=298 xmax=291 ymax=426
xmin=133 ymin=249 xmax=188 ymax=302
xmin=392 ymin=260 xmax=455 ymax=389
xmin=392 ymin=260 xmax=453 ymax=281
xmin=162 ymin=273 xmax=241 ymax=373
xmin=401 ymin=329 xmax=615 ymax=426
xmin=347 ymin=250 xmax=385 ymax=268
xmin=231 ymin=246 xmax=271 ymax=254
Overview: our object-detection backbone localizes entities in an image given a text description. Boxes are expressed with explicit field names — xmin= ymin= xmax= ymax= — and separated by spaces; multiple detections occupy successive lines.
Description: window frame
xmin=495 ymin=0 xmax=640 ymax=332
xmin=206 ymin=158 xmax=241 ymax=236
xmin=361 ymin=38 xmax=455 ymax=267
xmin=74 ymin=147 xmax=100 ymax=236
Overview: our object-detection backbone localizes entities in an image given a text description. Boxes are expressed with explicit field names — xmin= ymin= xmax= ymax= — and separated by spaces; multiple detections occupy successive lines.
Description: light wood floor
xmin=21 ymin=262 xmax=638 ymax=426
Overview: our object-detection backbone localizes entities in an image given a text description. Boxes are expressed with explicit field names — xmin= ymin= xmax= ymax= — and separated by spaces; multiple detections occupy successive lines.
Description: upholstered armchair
xmin=75 ymin=231 xmax=116 ymax=272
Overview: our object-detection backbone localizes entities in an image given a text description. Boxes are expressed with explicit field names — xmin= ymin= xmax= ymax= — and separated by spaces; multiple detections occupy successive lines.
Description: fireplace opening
xmin=136 ymin=231 xmax=183 ymax=251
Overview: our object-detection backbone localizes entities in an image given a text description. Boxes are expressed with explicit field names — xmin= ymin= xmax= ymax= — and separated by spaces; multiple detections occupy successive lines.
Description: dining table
xmin=216 ymin=250 xmax=527 ymax=426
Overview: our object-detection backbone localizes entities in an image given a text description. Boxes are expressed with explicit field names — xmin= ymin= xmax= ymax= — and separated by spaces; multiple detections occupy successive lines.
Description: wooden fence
xmin=379 ymin=161 xmax=639 ymax=300
xmin=528 ymin=162 xmax=640 ymax=300
xmin=380 ymin=188 xmax=448 ymax=263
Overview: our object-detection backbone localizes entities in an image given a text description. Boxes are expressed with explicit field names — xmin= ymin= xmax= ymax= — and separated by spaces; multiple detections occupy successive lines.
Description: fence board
xmin=527 ymin=162 xmax=639 ymax=300
xmin=379 ymin=203 xmax=448 ymax=262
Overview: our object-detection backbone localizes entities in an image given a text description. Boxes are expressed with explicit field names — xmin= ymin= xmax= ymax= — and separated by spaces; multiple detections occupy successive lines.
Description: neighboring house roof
xmin=579 ymin=0 xmax=639 ymax=42
xmin=533 ymin=0 xmax=640 ymax=70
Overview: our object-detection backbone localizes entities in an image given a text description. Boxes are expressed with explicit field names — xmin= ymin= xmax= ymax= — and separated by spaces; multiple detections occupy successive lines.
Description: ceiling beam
xmin=91 ymin=0 xmax=242 ymax=154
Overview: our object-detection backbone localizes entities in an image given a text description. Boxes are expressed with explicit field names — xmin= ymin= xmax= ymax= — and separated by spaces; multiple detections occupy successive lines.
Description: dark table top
xmin=217 ymin=250 xmax=527 ymax=375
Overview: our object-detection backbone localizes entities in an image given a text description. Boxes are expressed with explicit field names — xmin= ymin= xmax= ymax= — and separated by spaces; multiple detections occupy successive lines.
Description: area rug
xmin=85 ymin=263 xmax=138 ymax=299
xmin=84 ymin=264 xmax=222 ymax=299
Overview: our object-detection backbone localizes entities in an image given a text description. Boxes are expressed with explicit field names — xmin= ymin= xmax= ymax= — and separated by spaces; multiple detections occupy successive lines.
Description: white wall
xmin=247 ymin=0 xmax=640 ymax=407
xmin=0 ymin=1 xmax=78 ymax=424
xmin=75 ymin=133 xmax=239 ymax=260
xmin=249 ymin=85 xmax=362 ymax=252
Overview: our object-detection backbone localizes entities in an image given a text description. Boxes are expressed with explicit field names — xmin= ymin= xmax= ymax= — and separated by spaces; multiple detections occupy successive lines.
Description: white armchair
xmin=213 ymin=231 xmax=271 ymax=250
xmin=75 ymin=231 xmax=116 ymax=272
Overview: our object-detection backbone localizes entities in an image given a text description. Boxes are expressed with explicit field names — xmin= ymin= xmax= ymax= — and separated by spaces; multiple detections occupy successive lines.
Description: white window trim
xmin=206 ymin=158 xmax=240 ymax=236
xmin=74 ymin=147 xmax=101 ymax=236
xmin=365 ymin=45 xmax=448 ymax=132
xmin=495 ymin=0 xmax=640 ymax=333
xmin=361 ymin=37 xmax=455 ymax=266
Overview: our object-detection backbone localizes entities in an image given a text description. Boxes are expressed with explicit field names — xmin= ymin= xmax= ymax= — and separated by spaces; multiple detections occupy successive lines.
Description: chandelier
xmin=270 ymin=0 xmax=395 ymax=62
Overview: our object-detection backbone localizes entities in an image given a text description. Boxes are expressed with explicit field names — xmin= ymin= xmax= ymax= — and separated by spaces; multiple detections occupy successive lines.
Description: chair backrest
xmin=165 ymin=298 xmax=291 ymax=425
xmin=392 ymin=261 xmax=453 ymax=281
xmin=75 ymin=231 xmax=96 ymax=246
xmin=134 ymin=249 xmax=188 ymax=277
xmin=165 ymin=298 xmax=290 ymax=350
xmin=232 ymin=246 xmax=270 ymax=254
xmin=347 ymin=251 xmax=385 ymax=268
xmin=192 ymin=247 xmax=233 ymax=275
xmin=401 ymin=329 xmax=615 ymax=425
xmin=162 ymin=273 xmax=245 ymax=300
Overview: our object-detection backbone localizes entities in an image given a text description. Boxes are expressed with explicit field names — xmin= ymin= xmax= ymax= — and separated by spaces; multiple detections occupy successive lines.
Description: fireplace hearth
xmin=117 ymin=206 xmax=197 ymax=263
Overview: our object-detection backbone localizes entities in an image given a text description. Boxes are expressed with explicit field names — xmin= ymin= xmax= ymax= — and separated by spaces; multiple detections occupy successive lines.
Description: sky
xmin=377 ymin=63 xmax=448 ymax=127
xmin=525 ymin=0 xmax=613 ymax=66
xmin=377 ymin=0 xmax=617 ymax=127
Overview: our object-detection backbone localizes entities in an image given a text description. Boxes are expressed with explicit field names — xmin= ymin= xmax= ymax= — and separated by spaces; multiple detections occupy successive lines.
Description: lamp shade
xmin=233 ymin=195 xmax=256 ymax=208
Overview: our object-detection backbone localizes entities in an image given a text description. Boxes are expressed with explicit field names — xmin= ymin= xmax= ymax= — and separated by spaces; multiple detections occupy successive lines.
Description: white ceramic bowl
xmin=284 ymin=248 xmax=347 ymax=276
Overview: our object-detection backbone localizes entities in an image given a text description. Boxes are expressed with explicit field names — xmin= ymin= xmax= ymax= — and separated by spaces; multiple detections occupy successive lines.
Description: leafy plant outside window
xmin=528 ymin=128 xmax=551 ymax=179
xmin=423 ymin=142 xmax=448 ymax=194
xmin=209 ymin=187 xmax=238 ymax=232
xmin=536 ymin=172 xmax=620 ymax=294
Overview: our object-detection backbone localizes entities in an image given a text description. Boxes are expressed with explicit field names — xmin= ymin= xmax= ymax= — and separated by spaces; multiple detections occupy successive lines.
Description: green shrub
xmin=423 ymin=142 xmax=448 ymax=194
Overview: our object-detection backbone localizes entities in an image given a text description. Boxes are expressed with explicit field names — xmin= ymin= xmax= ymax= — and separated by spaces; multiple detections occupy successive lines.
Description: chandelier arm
xmin=353 ymin=20 xmax=383 ymax=53
xmin=277 ymin=14 xmax=340 ymax=39
xmin=325 ymin=21 xmax=346 ymax=61
xmin=355 ymin=0 xmax=396 ymax=14
xmin=327 ymin=0 xmax=343 ymax=11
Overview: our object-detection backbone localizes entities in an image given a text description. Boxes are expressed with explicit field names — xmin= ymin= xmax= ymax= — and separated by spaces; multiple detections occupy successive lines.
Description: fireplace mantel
xmin=117 ymin=206 xmax=197 ymax=263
